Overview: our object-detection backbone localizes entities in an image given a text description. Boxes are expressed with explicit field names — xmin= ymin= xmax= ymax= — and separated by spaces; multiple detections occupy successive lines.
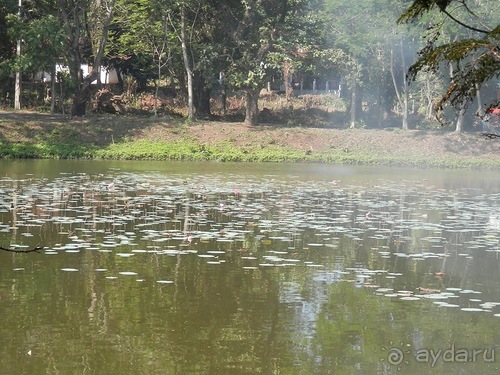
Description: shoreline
xmin=0 ymin=111 xmax=499 ymax=169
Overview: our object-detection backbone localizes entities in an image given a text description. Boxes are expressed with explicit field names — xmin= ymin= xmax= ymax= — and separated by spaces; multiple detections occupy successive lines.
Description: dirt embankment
xmin=0 ymin=110 xmax=499 ymax=162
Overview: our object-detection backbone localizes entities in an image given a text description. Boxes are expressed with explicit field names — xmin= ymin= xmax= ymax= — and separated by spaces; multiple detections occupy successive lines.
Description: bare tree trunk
xmin=448 ymin=62 xmax=467 ymax=133
xmin=180 ymin=4 xmax=194 ymax=121
xmin=401 ymin=39 xmax=409 ymax=130
xmin=219 ymin=72 xmax=227 ymax=117
xmin=152 ymin=16 xmax=171 ymax=117
xmin=390 ymin=41 xmax=409 ymax=130
xmin=59 ymin=76 xmax=65 ymax=115
xmin=283 ymin=60 xmax=293 ymax=102
xmin=349 ymin=86 xmax=356 ymax=128
xmin=455 ymin=98 xmax=467 ymax=133
xmin=245 ymin=88 xmax=260 ymax=126
xmin=402 ymin=90 xmax=409 ymax=130
xmin=399 ymin=38 xmax=410 ymax=130
xmin=426 ymin=77 xmax=434 ymax=120
xmin=154 ymin=68 xmax=160 ymax=117
xmin=475 ymin=83 xmax=484 ymax=117
xmin=51 ymin=63 xmax=56 ymax=113
xmin=14 ymin=0 xmax=21 ymax=110
xmin=222 ymin=88 xmax=227 ymax=117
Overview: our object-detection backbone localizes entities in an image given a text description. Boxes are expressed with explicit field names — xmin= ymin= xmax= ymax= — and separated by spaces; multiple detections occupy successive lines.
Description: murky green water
xmin=1 ymin=160 xmax=500 ymax=374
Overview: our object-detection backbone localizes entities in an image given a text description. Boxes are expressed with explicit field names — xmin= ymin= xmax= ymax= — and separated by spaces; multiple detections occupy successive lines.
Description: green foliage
xmin=410 ymin=35 xmax=499 ymax=112
xmin=224 ymin=0 xmax=324 ymax=91
xmin=91 ymin=140 xmax=310 ymax=162
xmin=313 ymin=49 xmax=362 ymax=89
xmin=1 ymin=134 xmax=498 ymax=169
xmin=6 ymin=14 xmax=65 ymax=74
xmin=0 ymin=0 xmax=17 ymax=75
xmin=0 ymin=141 xmax=94 ymax=159
xmin=0 ymin=0 xmax=496 ymax=128
xmin=399 ymin=0 xmax=500 ymax=118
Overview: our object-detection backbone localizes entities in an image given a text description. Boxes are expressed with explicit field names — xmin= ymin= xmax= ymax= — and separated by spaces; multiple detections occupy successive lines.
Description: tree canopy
xmin=398 ymin=0 xmax=500 ymax=121
xmin=1 ymin=0 xmax=498 ymax=129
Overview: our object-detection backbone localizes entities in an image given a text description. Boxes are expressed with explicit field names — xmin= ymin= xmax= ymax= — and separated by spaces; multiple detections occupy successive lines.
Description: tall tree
xmin=10 ymin=14 xmax=65 ymax=110
xmin=0 ymin=2 xmax=17 ymax=74
xmin=112 ymin=0 xmax=174 ymax=92
xmin=57 ymin=0 xmax=115 ymax=116
xmin=179 ymin=2 xmax=194 ymax=120
xmin=113 ymin=0 xmax=228 ymax=120
xmin=189 ymin=0 xmax=230 ymax=119
xmin=224 ymin=0 xmax=275 ymax=125
xmin=323 ymin=0 xmax=371 ymax=127
xmin=223 ymin=0 xmax=323 ymax=125
xmin=324 ymin=0 xmax=421 ymax=129
xmin=3 ymin=0 xmax=66 ymax=111
xmin=108 ymin=0 xmax=166 ymax=92
xmin=165 ymin=0 xmax=199 ymax=121
xmin=389 ymin=36 xmax=415 ymax=130
xmin=0 ymin=1 xmax=16 ymax=105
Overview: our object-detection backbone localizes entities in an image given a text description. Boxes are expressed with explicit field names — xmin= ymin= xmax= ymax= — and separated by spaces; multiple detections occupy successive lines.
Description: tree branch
xmin=442 ymin=8 xmax=489 ymax=34
xmin=0 ymin=246 xmax=43 ymax=254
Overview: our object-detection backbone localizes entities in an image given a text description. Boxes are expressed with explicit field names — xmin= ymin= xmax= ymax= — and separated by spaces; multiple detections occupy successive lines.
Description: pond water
xmin=1 ymin=160 xmax=500 ymax=374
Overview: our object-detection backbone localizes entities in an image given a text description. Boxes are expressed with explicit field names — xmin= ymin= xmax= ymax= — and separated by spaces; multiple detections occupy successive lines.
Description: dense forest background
xmin=0 ymin=0 xmax=498 ymax=131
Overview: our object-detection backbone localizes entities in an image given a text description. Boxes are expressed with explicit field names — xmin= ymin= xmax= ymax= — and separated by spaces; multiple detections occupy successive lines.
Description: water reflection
xmin=1 ymin=161 xmax=500 ymax=374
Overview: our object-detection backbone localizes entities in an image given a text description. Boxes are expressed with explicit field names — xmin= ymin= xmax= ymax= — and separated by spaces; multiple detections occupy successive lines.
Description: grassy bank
xmin=0 ymin=111 xmax=499 ymax=169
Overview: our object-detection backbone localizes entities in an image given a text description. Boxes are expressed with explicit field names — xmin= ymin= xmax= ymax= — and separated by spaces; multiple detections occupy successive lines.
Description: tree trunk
xmin=402 ymin=94 xmax=408 ymax=130
xmin=283 ymin=60 xmax=293 ymax=102
xmin=14 ymin=0 xmax=21 ymax=110
xmin=390 ymin=43 xmax=409 ymax=130
xmin=349 ymin=86 xmax=356 ymax=128
xmin=69 ymin=63 xmax=84 ymax=116
xmin=50 ymin=63 xmax=56 ymax=113
xmin=426 ymin=76 xmax=434 ymax=120
xmin=455 ymin=98 xmax=467 ymax=133
xmin=448 ymin=62 xmax=467 ymax=133
xmin=196 ymin=87 xmax=211 ymax=119
xmin=180 ymin=5 xmax=194 ymax=121
xmin=400 ymin=38 xmax=410 ymax=130
xmin=219 ymin=72 xmax=227 ymax=117
xmin=222 ymin=88 xmax=227 ymax=117
xmin=245 ymin=88 xmax=260 ymax=126
xmin=62 ymin=0 xmax=115 ymax=117
xmin=356 ymin=85 xmax=363 ymax=121
xmin=72 ymin=90 xmax=88 ymax=116
xmin=194 ymin=72 xmax=211 ymax=118
xmin=59 ymin=75 xmax=65 ymax=115
xmin=475 ymin=83 xmax=484 ymax=117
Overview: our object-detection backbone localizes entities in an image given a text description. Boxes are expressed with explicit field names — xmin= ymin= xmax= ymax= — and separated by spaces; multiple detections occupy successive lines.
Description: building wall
xmin=39 ymin=64 xmax=120 ymax=84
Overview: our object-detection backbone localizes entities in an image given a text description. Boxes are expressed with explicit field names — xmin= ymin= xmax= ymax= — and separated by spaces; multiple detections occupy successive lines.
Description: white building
xmin=39 ymin=63 xmax=120 ymax=84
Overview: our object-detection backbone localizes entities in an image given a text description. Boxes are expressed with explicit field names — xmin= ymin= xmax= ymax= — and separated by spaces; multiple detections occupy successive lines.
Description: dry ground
xmin=0 ymin=110 xmax=499 ymax=161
